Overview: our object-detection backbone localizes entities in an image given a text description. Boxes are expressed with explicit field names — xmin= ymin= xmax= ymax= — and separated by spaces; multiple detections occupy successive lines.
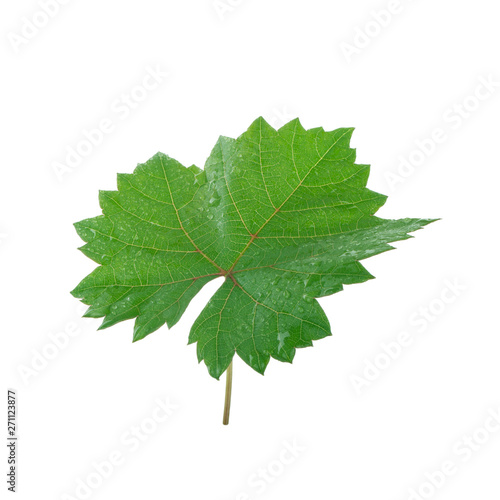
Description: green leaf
xmin=72 ymin=117 xmax=435 ymax=380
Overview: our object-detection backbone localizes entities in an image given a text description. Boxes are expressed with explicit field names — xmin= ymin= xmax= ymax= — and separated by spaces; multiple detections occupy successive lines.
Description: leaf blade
xmin=72 ymin=118 xmax=436 ymax=377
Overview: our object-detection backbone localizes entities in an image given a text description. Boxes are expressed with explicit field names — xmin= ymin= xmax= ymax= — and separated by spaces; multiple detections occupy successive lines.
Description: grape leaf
xmin=72 ymin=117 xmax=435 ymax=380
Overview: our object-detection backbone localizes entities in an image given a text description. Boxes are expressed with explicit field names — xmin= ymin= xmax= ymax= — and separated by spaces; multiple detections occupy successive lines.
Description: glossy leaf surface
xmin=72 ymin=118 xmax=434 ymax=378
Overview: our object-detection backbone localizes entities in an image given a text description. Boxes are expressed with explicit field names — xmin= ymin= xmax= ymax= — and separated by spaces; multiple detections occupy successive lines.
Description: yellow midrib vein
xmin=226 ymin=128 xmax=352 ymax=274
xmin=159 ymin=155 xmax=225 ymax=274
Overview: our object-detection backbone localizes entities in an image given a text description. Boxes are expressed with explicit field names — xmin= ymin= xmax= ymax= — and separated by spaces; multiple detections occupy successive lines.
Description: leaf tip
xmin=97 ymin=321 xmax=110 ymax=331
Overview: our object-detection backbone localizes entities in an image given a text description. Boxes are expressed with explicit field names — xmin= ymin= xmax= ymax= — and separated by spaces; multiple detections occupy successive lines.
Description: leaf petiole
xmin=223 ymin=361 xmax=233 ymax=425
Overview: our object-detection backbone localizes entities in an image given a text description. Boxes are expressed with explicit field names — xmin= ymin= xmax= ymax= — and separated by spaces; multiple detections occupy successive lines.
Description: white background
xmin=1 ymin=1 xmax=500 ymax=499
